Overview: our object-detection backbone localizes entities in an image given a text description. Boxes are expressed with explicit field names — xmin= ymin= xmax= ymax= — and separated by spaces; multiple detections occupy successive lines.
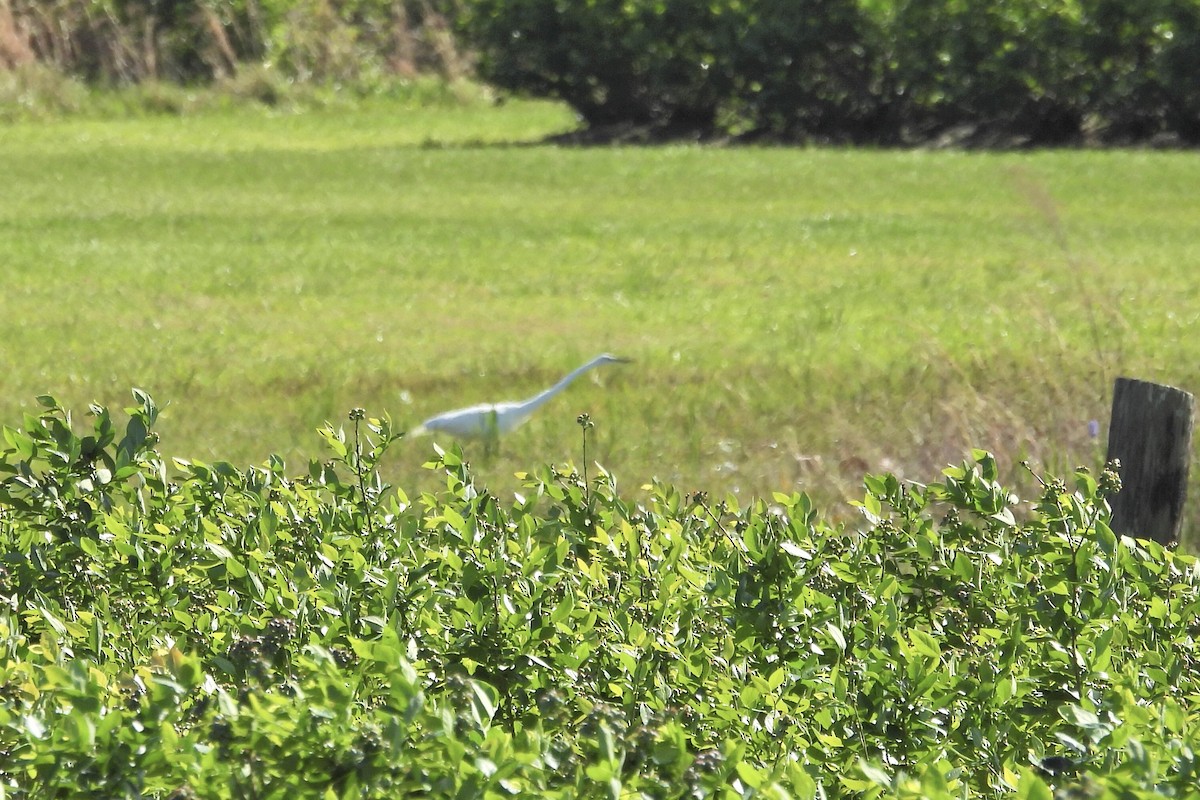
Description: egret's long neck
xmin=519 ymin=357 xmax=607 ymax=413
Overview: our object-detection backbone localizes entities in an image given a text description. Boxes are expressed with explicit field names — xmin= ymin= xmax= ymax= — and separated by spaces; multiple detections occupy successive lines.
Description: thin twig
xmin=350 ymin=408 xmax=375 ymax=540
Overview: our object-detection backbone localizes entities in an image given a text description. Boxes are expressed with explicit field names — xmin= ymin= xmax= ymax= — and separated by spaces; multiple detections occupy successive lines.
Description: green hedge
xmin=2 ymin=391 xmax=1200 ymax=797
xmin=458 ymin=0 xmax=1200 ymax=144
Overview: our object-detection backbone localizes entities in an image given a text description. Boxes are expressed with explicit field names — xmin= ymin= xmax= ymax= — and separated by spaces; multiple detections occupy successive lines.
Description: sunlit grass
xmin=2 ymin=104 xmax=1199 ymax=532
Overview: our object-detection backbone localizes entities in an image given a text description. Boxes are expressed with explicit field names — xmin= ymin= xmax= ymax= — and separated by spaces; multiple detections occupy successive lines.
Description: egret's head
xmin=597 ymin=353 xmax=632 ymax=365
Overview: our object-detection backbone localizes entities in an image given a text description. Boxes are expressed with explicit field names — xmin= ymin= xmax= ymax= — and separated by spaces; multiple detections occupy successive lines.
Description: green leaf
xmin=991 ymin=507 xmax=1016 ymax=527
xmin=3 ymin=426 xmax=34 ymax=459
xmin=73 ymin=714 xmax=96 ymax=749
xmin=1015 ymin=768 xmax=1053 ymax=800
xmin=780 ymin=540 xmax=812 ymax=559
xmin=467 ymin=679 xmax=499 ymax=728
xmin=858 ymin=760 xmax=892 ymax=787
xmin=735 ymin=760 xmax=764 ymax=789
xmin=23 ymin=715 xmax=46 ymax=740
xmin=550 ymin=590 xmax=576 ymax=625
xmin=205 ymin=540 xmax=233 ymax=560
xmin=908 ymin=629 xmax=941 ymax=659
xmin=119 ymin=414 xmax=148 ymax=461
xmin=826 ymin=622 xmax=847 ymax=651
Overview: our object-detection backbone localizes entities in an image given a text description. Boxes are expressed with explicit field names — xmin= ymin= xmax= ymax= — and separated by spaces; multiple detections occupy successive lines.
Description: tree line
xmin=3 ymin=0 xmax=1198 ymax=145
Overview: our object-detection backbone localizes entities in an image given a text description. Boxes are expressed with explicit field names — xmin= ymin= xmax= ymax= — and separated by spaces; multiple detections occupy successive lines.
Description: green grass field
xmin=2 ymin=100 xmax=1199 ymax=527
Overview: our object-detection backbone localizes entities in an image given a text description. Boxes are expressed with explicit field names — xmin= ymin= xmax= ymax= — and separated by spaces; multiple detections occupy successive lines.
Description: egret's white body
xmin=410 ymin=354 xmax=629 ymax=440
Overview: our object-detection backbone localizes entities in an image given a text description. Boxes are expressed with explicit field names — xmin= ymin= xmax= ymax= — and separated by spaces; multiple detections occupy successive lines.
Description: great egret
xmin=409 ymin=354 xmax=630 ymax=445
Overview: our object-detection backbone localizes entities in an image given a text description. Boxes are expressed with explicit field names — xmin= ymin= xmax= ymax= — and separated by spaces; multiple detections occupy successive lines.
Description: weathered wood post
xmin=1105 ymin=377 xmax=1194 ymax=545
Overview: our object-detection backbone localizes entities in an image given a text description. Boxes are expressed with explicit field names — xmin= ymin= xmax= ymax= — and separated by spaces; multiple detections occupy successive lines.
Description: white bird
xmin=409 ymin=354 xmax=630 ymax=445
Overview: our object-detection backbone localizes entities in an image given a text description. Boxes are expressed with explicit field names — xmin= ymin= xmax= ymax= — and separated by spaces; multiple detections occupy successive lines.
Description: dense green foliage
xmin=459 ymin=0 xmax=1200 ymax=143
xmin=458 ymin=0 xmax=879 ymax=137
xmin=2 ymin=391 xmax=1200 ymax=797
xmin=7 ymin=0 xmax=1198 ymax=142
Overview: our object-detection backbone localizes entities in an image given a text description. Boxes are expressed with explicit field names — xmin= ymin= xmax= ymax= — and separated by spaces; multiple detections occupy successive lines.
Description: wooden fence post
xmin=1105 ymin=377 xmax=1194 ymax=545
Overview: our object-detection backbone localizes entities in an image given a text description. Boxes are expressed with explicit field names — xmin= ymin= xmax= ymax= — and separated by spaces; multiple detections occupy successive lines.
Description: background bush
xmin=1 ymin=0 xmax=467 ymax=85
xmin=457 ymin=0 xmax=878 ymax=136
xmin=457 ymin=0 xmax=739 ymax=129
xmin=4 ymin=0 xmax=1197 ymax=142
xmin=458 ymin=0 xmax=1200 ymax=144
xmin=728 ymin=0 xmax=882 ymax=141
